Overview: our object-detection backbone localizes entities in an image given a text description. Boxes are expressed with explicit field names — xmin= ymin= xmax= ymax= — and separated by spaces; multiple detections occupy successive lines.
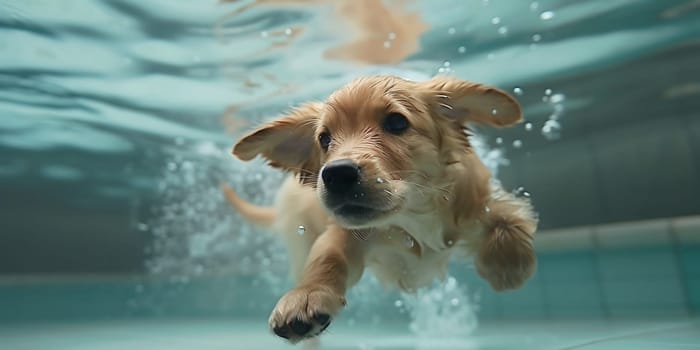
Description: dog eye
xmin=318 ymin=131 xmax=332 ymax=150
xmin=383 ymin=112 xmax=410 ymax=134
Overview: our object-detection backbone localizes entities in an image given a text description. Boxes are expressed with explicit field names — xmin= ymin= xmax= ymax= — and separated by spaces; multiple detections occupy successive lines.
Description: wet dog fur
xmin=222 ymin=75 xmax=537 ymax=344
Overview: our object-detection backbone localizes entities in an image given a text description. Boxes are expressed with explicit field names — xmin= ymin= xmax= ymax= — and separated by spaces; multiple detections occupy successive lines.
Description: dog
xmin=222 ymin=75 xmax=537 ymax=343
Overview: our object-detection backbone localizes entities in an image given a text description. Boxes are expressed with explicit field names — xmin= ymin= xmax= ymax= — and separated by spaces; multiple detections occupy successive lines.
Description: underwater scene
xmin=1 ymin=0 xmax=700 ymax=349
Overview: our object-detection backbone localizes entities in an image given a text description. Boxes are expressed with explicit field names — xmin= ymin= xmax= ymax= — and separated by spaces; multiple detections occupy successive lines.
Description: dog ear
xmin=232 ymin=102 xmax=323 ymax=185
xmin=420 ymin=76 xmax=522 ymax=127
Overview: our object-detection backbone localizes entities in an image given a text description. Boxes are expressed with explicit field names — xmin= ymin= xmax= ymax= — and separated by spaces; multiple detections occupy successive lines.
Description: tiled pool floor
xmin=1 ymin=318 xmax=697 ymax=349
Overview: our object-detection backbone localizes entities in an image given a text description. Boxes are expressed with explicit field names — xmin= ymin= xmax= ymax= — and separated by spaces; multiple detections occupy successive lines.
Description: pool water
xmin=2 ymin=319 xmax=699 ymax=350
xmin=2 ymin=0 xmax=700 ymax=349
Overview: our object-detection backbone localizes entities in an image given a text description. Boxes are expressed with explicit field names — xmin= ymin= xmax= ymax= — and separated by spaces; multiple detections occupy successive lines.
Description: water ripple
xmin=1 ymin=0 xmax=699 ymax=204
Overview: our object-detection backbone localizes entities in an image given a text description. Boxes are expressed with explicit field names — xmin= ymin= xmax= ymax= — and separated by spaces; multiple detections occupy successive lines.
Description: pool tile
xmin=538 ymin=252 xmax=598 ymax=281
xmin=544 ymin=281 xmax=604 ymax=318
xmin=596 ymin=249 xmax=681 ymax=280
xmin=685 ymin=278 xmax=700 ymax=313
xmin=595 ymin=220 xmax=671 ymax=249
xmin=603 ymin=279 xmax=687 ymax=317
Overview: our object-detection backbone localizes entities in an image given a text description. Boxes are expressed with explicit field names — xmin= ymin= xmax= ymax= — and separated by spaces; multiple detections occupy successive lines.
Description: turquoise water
xmin=2 ymin=319 xmax=699 ymax=349
xmin=2 ymin=0 xmax=700 ymax=349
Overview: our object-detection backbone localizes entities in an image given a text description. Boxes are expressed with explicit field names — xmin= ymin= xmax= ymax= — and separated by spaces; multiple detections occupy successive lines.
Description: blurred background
xmin=1 ymin=0 xmax=699 ymax=349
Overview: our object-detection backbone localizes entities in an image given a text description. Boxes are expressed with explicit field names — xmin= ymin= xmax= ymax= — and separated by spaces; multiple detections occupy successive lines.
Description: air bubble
xmin=297 ymin=225 xmax=305 ymax=235
xmin=383 ymin=41 xmax=391 ymax=48
xmin=376 ymin=177 xmax=385 ymax=184
xmin=447 ymin=27 xmax=456 ymax=35
xmin=495 ymin=137 xmax=503 ymax=145
xmin=285 ymin=28 xmax=293 ymax=35
xmin=550 ymin=93 xmax=566 ymax=103
xmin=491 ymin=108 xmax=498 ymax=115
xmin=497 ymin=26 xmax=509 ymax=36
xmin=388 ymin=32 xmax=397 ymax=40
xmin=513 ymin=87 xmax=523 ymax=95
xmin=514 ymin=186 xmax=531 ymax=198
xmin=394 ymin=300 xmax=404 ymax=308
xmin=446 ymin=276 xmax=457 ymax=291
xmin=512 ymin=140 xmax=523 ymax=148
xmin=532 ymin=34 xmax=542 ymax=42
xmin=458 ymin=46 xmax=466 ymax=54
xmin=544 ymin=88 xmax=552 ymax=95
xmin=542 ymin=119 xmax=561 ymax=140
xmin=524 ymin=122 xmax=533 ymax=131
xmin=491 ymin=17 xmax=501 ymax=25
xmin=450 ymin=298 xmax=460 ymax=306
xmin=530 ymin=1 xmax=540 ymax=11
xmin=540 ymin=11 xmax=555 ymax=20
xmin=181 ymin=161 xmax=194 ymax=171
xmin=446 ymin=239 xmax=454 ymax=246
xmin=404 ymin=234 xmax=415 ymax=248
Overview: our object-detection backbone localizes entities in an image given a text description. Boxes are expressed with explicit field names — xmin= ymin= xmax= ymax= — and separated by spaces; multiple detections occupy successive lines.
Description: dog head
xmin=233 ymin=76 xmax=522 ymax=229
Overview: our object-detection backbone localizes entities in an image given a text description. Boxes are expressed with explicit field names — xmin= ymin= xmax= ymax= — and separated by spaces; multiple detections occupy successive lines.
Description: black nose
xmin=322 ymin=159 xmax=360 ymax=193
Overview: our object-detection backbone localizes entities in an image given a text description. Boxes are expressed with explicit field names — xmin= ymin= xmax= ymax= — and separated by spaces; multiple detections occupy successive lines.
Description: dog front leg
xmin=268 ymin=224 xmax=364 ymax=343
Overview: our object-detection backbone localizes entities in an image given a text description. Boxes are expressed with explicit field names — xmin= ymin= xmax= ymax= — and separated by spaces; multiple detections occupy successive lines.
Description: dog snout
xmin=321 ymin=159 xmax=361 ymax=193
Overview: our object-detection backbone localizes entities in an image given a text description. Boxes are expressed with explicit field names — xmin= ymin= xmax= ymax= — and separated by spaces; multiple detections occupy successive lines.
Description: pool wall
xmin=2 ymin=216 xmax=697 ymax=324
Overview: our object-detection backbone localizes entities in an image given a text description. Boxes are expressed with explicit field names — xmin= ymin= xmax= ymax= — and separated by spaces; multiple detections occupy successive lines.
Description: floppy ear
xmin=420 ymin=76 xmax=522 ymax=127
xmin=232 ymin=102 xmax=323 ymax=185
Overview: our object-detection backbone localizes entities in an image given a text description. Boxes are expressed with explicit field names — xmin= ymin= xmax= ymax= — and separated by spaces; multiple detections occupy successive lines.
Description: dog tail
xmin=220 ymin=183 xmax=275 ymax=228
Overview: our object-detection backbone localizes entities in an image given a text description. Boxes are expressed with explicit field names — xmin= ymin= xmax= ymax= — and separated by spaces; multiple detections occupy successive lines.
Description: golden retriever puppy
xmin=222 ymin=75 xmax=537 ymax=343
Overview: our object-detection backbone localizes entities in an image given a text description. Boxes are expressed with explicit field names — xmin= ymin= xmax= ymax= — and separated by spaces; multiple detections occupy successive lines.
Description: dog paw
xmin=269 ymin=286 xmax=345 ymax=343
xmin=476 ymin=221 xmax=536 ymax=291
